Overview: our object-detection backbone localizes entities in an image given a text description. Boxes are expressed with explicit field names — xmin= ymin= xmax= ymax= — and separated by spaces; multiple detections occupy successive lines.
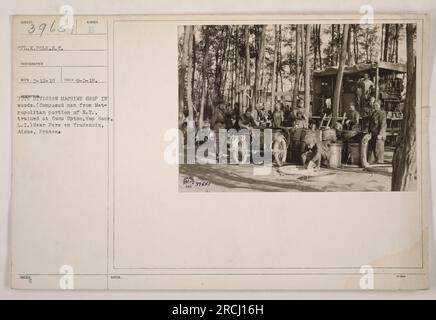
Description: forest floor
xmin=179 ymin=149 xmax=394 ymax=192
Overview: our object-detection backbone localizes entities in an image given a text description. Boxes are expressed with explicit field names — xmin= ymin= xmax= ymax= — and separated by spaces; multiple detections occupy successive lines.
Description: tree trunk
xmin=304 ymin=24 xmax=312 ymax=120
xmin=244 ymin=26 xmax=250 ymax=110
xmin=278 ymin=26 xmax=284 ymax=92
xmin=383 ymin=24 xmax=390 ymax=61
xmin=292 ymin=25 xmax=301 ymax=109
xmin=221 ymin=27 xmax=231 ymax=100
xmin=391 ymin=24 xmax=417 ymax=191
xmin=313 ymin=26 xmax=317 ymax=70
xmin=365 ymin=32 xmax=369 ymax=62
xmin=214 ymin=29 xmax=222 ymax=103
xmin=179 ymin=26 xmax=192 ymax=127
xmin=337 ymin=24 xmax=342 ymax=64
xmin=254 ymin=25 xmax=266 ymax=104
xmin=380 ymin=24 xmax=384 ymax=61
xmin=191 ymin=32 xmax=196 ymax=105
xmin=317 ymin=25 xmax=322 ymax=69
xmin=186 ymin=27 xmax=195 ymax=126
xmin=234 ymin=26 xmax=241 ymax=111
xmin=232 ymin=27 xmax=237 ymax=108
xmin=395 ymin=24 xmax=400 ymax=63
xmin=331 ymin=24 xmax=349 ymax=128
xmin=271 ymin=25 xmax=278 ymax=107
xmin=346 ymin=25 xmax=352 ymax=65
xmin=198 ymin=26 xmax=210 ymax=128
xmin=331 ymin=24 xmax=335 ymax=65
xmin=353 ymin=25 xmax=359 ymax=64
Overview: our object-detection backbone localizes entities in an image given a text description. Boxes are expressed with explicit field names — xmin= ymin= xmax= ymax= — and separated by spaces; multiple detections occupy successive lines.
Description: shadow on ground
xmin=179 ymin=163 xmax=392 ymax=192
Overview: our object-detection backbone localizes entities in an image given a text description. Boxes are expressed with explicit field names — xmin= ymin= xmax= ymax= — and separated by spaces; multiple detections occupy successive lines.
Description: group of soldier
xmin=189 ymin=71 xmax=388 ymax=167
xmin=210 ymin=98 xmax=309 ymax=132
xmin=320 ymin=73 xmax=388 ymax=164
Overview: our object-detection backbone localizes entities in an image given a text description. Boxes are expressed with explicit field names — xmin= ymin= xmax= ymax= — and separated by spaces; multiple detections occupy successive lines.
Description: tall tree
xmin=244 ymin=26 xmax=250 ymax=110
xmin=380 ymin=24 xmax=384 ymax=61
xmin=317 ymin=25 xmax=322 ymax=69
xmin=395 ymin=24 xmax=400 ymax=63
xmin=186 ymin=27 xmax=195 ymax=125
xmin=383 ymin=24 xmax=390 ymax=61
xmin=331 ymin=24 xmax=349 ymax=127
xmin=353 ymin=25 xmax=359 ymax=64
xmin=234 ymin=26 xmax=240 ymax=110
xmin=313 ymin=26 xmax=318 ymax=70
xmin=313 ymin=24 xmax=322 ymax=70
xmin=292 ymin=25 xmax=301 ymax=109
xmin=271 ymin=25 xmax=279 ymax=107
xmin=178 ymin=26 xmax=192 ymax=127
xmin=337 ymin=24 xmax=342 ymax=64
xmin=392 ymin=24 xmax=417 ymax=191
xmin=331 ymin=24 xmax=336 ymax=65
xmin=198 ymin=26 xmax=210 ymax=128
xmin=191 ymin=33 xmax=196 ymax=103
xmin=346 ymin=25 xmax=352 ymax=65
xmin=254 ymin=25 xmax=266 ymax=104
xmin=304 ymin=25 xmax=312 ymax=120
xmin=278 ymin=26 xmax=284 ymax=92
xmin=221 ymin=27 xmax=231 ymax=99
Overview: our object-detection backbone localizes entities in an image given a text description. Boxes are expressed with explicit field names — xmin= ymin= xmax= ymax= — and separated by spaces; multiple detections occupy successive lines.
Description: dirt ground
xmin=179 ymin=149 xmax=394 ymax=192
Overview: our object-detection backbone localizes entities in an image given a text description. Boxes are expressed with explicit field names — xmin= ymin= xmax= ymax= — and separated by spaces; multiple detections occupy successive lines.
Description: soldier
xmin=361 ymin=73 xmax=375 ymax=101
xmin=248 ymin=104 xmax=259 ymax=123
xmin=211 ymin=103 xmax=226 ymax=130
xmin=272 ymin=102 xmax=284 ymax=129
xmin=224 ymin=103 xmax=235 ymax=130
xmin=283 ymin=103 xmax=294 ymax=127
xmin=301 ymin=134 xmax=329 ymax=170
xmin=361 ymin=96 xmax=375 ymax=132
xmin=238 ymin=108 xmax=257 ymax=129
xmin=294 ymin=99 xmax=308 ymax=129
xmin=233 ymin=102 xmax=241 ymax=129
xmin=368 ymin=100 xmax=387 ymax=164
xmin=321 ymin=98 xmax=332 ymax=117
xmin=344 ymin=102 xmax=360 ymax=131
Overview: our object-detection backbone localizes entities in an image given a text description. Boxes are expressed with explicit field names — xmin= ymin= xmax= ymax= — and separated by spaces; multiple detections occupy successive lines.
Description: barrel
xmin=291 ymin=140 xmax=303 ymax=164
xmin=321 ymin=128 xmax=337 ymax=142
xmin=348 ymin=142 xmax=361 ymax=166
xmin=289 ymin=128 xmax=303 ymax=164
xmin=328 ymin=142 xmax=342 ymax=168
xmin=292 ymin=128 xmax=304 ymax=141
xmin=292 ymin=129 xmax=316 ymax=165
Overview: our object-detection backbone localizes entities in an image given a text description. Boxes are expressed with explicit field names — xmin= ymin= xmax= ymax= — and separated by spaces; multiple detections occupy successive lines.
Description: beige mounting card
xmin=11 ymin=14 xmax=430 ymax=290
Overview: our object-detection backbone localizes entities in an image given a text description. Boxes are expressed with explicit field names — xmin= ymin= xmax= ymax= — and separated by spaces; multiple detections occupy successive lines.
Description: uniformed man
xmin=272 ymin=102 xmax=284 ymax=129
xmin=294 ymin=99 xmax=308 ymax=129
xmin=368 ymin=100 xmax=387 ymax=164
xmin=301 ymin=134 xmax=329 ymax=170
xmin=360 ymin=73 xmax=375 ymax=101
xmin=233 ymin=102 xmax=241 ymax=129
xmin=238 ymin=108 xmax=257 ymax=129
xmin=224 ymin=103 xmax=235 ymax=130
xmin=321 ymin=98 xmax=332 ymax=117
xmin=344 ymin=102 xmax=360 ymax=131
xmin=283 ymin=104 xmax=294 ymax=127
xmin=211 ymin=103 xmax=227 ymax=130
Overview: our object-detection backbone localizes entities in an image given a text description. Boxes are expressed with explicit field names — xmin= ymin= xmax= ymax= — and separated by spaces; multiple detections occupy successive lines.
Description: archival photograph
xmin=178 ymin=23 xmax=418 ymax=192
